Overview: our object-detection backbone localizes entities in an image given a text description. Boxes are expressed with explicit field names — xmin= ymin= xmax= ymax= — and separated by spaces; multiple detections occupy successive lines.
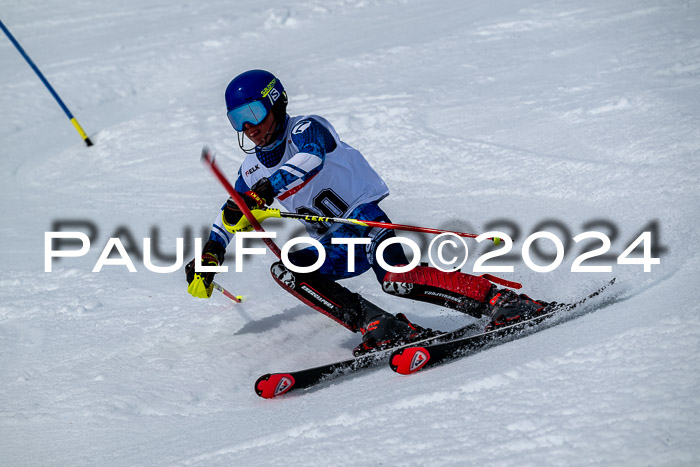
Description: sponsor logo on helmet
xmin=261 ymin=78 xmax=281 ymax=105
xmin=261 ymin=78 xmax=276 ymax=97
xmin=267 ymin=88 xmax=280 ymax=105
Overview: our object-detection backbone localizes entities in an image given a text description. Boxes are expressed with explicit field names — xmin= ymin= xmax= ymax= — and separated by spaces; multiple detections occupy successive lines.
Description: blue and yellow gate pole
xmin=0 ymin=18 xmax=93 ymax=146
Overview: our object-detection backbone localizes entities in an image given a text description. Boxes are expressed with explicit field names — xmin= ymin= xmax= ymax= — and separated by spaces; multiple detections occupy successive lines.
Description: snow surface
xmin=1 ymin=0 xmax=700 ymax=465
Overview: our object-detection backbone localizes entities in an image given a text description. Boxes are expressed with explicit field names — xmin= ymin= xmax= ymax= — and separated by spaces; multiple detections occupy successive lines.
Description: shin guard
xmin=271 ymin=261 xmax=392 ymax=332
xmin=382 ymin=265 xmax=493 ymax=318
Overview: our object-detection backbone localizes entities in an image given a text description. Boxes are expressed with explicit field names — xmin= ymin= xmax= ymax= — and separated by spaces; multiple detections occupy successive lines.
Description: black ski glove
xmin=223 ymin=177 xmax=275 ymax=226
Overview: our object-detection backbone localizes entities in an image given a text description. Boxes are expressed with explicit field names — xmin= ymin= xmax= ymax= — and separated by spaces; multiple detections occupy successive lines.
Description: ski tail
xmin=255 ymin=373 xmax=296 ymax=399
xmin=390 ymin=347 xmax=431 ymax=374
xmin=253 ymin=322 xmax=484 ymax=399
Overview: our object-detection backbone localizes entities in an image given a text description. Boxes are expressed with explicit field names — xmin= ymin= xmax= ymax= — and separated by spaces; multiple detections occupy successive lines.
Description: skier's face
xmin=243 ymin=111 xmax=276 ymax=147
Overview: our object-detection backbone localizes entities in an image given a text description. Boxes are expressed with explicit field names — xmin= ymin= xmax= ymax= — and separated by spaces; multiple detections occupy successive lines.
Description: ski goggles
xmin=227 ymin=100 xmax=269 ymax=132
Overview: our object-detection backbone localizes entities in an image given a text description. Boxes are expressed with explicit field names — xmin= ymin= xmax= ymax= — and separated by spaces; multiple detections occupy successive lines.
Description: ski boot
xmin=484 ymin=288 xmax=550 ymax=331
xmin=353 ymin=313 xmax=441 ymax=357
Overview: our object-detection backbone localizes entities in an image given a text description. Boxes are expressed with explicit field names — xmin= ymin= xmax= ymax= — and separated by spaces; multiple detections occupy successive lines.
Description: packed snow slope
xmin=1 ymin=0 xmax=699 ymax=465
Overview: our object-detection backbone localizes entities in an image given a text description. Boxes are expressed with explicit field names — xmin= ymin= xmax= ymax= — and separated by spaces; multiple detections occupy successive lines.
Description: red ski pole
xmin=201 ymin=147 xmax=282 ymax=259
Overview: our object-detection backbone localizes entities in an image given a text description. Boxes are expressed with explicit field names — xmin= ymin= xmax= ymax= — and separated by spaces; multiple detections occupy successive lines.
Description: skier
xmin=186 ymin=69 xmax=549 ymax=355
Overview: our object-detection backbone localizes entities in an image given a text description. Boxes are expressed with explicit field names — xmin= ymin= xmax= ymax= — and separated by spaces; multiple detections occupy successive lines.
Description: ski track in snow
xmin=1 ymin=0 xmax=700 ymax=465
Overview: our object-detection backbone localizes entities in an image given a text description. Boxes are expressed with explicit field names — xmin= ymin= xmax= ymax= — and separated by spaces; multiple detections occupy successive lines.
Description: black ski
xmin=255 ymin=278 xmax=616 ymax=398
xmin=389 ymin=278 xmax=616 ymax=375
xmin=254 ymin=321 xmax=483 ymax=399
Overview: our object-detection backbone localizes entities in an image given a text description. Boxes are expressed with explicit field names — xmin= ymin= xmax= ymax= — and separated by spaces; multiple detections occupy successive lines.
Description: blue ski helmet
xmin=225 ymin=70 xmax=287 ymax=132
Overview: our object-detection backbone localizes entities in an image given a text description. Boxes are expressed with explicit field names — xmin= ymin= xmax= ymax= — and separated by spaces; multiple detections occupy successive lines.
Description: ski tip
xmin=255 ymin=373 xmax=296 ymax=399
xmin=390 ymin=347 xmax=431 ymax=375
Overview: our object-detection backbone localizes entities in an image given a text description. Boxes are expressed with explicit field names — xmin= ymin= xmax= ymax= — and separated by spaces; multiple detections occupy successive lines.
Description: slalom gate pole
xmin=0 ymin=18 xmax=93 ymax=147
xmin=201 ymin=148 xmax=282 ymax=259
